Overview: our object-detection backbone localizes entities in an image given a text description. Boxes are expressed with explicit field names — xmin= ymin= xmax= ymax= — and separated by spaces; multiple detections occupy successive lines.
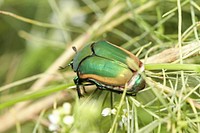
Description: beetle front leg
xmin=73 ymin=77 xmax=83 ymax=98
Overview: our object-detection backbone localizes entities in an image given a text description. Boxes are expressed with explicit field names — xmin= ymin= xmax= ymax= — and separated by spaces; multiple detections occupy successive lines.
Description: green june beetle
xmin=70 ymin=40 xmax=145 ymax=97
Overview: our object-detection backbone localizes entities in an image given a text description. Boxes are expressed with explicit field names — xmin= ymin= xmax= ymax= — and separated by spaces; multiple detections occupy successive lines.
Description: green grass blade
xmin=0 ymin=83 xmax=73 ymax=110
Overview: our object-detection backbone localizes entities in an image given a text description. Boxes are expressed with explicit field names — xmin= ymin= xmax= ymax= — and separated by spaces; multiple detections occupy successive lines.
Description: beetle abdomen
xmin=78 ymin=56 xmax=133 ymax=86
xmin=92 ymin=41 xmax=142 ymax=71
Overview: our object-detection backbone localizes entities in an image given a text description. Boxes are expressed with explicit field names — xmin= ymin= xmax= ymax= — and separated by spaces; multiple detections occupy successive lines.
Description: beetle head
xmin=129 ymin=74 xmax=145 ymax=94
xmin=127 ymin=65 xmax=146 ymax=95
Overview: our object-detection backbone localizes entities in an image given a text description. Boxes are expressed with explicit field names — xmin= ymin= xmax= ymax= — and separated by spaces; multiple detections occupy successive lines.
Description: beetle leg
xmin=82 ymin=85 xmax=87 ymax=94
xmin=130 ymin=93 xmax=136 ymax=96
xmin=96 ymin=84 xmax=105 ymax=90
xmin=90 ymin=80 xmax=105 ymax=90
xmin=73 ymin=77 xmax=83 ymax=98
xmin=77 ymin=86 xmax=83 ymax=98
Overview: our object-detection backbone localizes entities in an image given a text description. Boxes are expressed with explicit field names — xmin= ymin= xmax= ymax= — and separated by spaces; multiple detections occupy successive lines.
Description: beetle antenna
xmin=59 ymin=61 xmax=73 ymax=71
xmin=59 ymin=65 xmax=68 ymax=70
xmin=72 ymin=46 xmax=77 ymax=53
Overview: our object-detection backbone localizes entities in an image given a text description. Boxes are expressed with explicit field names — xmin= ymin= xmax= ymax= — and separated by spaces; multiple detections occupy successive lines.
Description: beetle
xmin=70 ymin=40 xmax=145 ymax=97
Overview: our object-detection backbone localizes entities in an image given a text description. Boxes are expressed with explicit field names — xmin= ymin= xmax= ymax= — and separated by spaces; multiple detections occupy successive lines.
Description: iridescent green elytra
xmin=71 ymin=40 xmax=145 ymax=96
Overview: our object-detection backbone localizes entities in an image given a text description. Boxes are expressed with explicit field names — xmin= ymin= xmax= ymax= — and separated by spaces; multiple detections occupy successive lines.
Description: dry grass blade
xmin=144 ymin=41 xmax=200 ymax=64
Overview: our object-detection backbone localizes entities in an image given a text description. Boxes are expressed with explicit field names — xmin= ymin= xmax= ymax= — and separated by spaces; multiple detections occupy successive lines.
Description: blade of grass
xmin=108 ymin=85 xmax=127 ymax=133
xmin=0 ymin=83 xmax=73 ymax=110
xmin=145 ymin=63 xmax=200 ymax=73
xmin=0 ymin=10 xmax=82 ymax=33
xmin=0 ymin=73 xmax=45 ymax=92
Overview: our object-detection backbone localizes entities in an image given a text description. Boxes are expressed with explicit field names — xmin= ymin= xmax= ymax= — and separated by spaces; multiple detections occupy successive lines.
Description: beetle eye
xmin=132 ymin=74 xmax=146 ymax=93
